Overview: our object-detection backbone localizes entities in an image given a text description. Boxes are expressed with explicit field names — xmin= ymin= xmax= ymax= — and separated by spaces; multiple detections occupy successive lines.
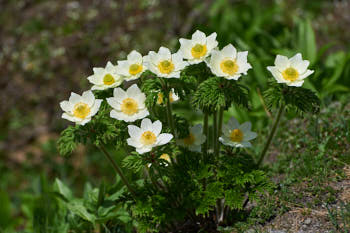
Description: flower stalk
xmin=257 ymin=104 xmax=285 ymax=167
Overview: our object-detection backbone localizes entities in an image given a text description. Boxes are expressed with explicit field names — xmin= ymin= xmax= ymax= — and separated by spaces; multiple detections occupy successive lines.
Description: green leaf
xmin=54 ymin=178 xmax=73 ymax=200
xmin=67 ymin=200 xmax=96 ymax=223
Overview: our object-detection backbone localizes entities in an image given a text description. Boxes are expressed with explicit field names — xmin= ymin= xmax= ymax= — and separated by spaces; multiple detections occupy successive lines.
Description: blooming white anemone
xmin=219 ymin=117 xmax=257 ymax=148
xmin=267 ymin=53 xmax=314 ymax=87
xmin=145 ymin=47 xmax=188 ymax=78
xmin=116 ymin=50 xmax=147 ymax=81
xmin=107 ymin=84 xmax=149 ymax=122
xmin=179 ymin=30 xmax=218 ymax=64
xmin=207 ymin=44 xmax=252 ymax=80
xmin=60 ymin=90 xmax=102 ymax=125
xmin=177 ymin=124 xmax=206 ymax=152
xmin=127 ymin=118 xmax=173 ymax=154
xmin=87 ymin=62 xmax=123 ymax=90
xmin=157 ymin=88 xmax=180 ymax=105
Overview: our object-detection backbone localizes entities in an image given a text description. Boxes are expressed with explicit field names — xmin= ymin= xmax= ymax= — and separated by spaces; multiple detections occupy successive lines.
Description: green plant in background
xmin=55 ymin=28 xmax=320 ymax=232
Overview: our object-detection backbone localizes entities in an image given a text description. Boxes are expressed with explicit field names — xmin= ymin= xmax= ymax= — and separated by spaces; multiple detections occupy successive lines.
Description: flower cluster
xmin=60 ymin=30 xmax=314 ymax=155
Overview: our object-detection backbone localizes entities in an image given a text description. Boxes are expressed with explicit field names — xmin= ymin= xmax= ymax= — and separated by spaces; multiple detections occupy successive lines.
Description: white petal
xmin=191 ymin=124 xmax=203 ymax=134
xmin=244 ymin=131 xmax=257 ymax=141
xmin=127 ymin=50 xmax=143 ymax=63
xmin=60 ymin=100 xmax=72 ymax=112
xmin=191 ymin=30 xmax=206 ymax=44
xmin=158 ymin=47 xmax=171 ymax=60
xmin=228 ymin=117 xmax=239 ymax=129
xmin=289 ymin=53 xmax=302 ymax=65
xmin=62 ymin=113 xmax=75 ymax=122
xmin=126 ymin=84 xmax=142 ymax=97
xmin=127 ymin=138 xmax=142 ymax=148
xmin=152 ymin=120 xmax=162 ymax=136
xmin=141 ymin=118 xmax=153 ymax=131
xmin=89 ymin=99 xmax=102 ymax=117
xmin=106 ymin=97 xmax=120 ymax=110
xmin=288 ymin=80 xmax=304 ymax=87
xmin=116 ymin=61 xmax=130 ymax=76
xmin=110 ymin=110 xmax=128 ymax=121
xmin=69 ymin=92 xmax=82 ymax=105
xmin=179 ymin=39 xmax=193 ymax=59
xmin=221 ymin=44 xmax=237 ymax=59
xmin=87 ymin=74 xmax=101 ymax=85
xmin=241 ymin=141 xmax=252 ymax=148
xmin=206 ymin=32 xmax=218 ymax=50
xmin=136 ymin=146 xmax=152 ymax=154
xmin=274 ymin=55 xmax=289 ymax=70
xmin=239 ymin=122 xmax=252 ymax=132
xmin=267 ymin=66 xmax=285 ymax=83
xmin=128 ymin=125 xmax=142 ymax=138
xmin=156 ymin=133 xmax=173 ymax=146
xmin=298 ymin=69 xmax=314 ymax=80
xmin=113 ymin=88 xmax=127 ymax=101
xmin=82 ymin=90 xmax=95 ymax=107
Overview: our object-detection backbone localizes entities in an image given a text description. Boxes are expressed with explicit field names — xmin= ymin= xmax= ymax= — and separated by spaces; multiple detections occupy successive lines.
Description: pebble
xmin=304 ymin=218 xmax=312 ymax=225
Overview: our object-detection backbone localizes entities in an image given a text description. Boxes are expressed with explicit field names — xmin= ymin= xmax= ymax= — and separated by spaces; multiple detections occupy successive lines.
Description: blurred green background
xmin=0 ymin=0 xmax=350 ymax=231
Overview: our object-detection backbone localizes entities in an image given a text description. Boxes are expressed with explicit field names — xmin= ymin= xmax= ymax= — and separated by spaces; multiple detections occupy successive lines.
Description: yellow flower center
xmin=157 ymin=92 xmax=175 ymax=105
xmin=121 ymin=98 xmax=139 ymax=115
xmin=129 ymin=64 xmax=143 ymax=75
xmin=160 ymin=153 xmax=171 ymax=162
xmin=191 ymin=44 xmax=207 ymax=59
xmin=220 ymin=59 xmax=239 ymax=76
xmin=229 ymin=129 xmax=243 ymax=142
xmin=73 ymin=102 xmax=91 ymax=119
xmin=140 ymin=131 xmax=157 ymax=145
xmin=158 ymin=60 xmax=175 ymax=74
xmin=282 ymin=67 xmax=299 ymax=81
xmin=183 ymin=133 xmax=195 ymax=145
xmin=103 ymin=74 xmax=115 ymax=85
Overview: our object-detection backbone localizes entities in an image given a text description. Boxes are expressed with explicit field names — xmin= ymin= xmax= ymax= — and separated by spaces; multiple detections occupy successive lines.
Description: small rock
xmin=304 ymin=218 xmax=312 ymax=225
xmin=269 ymin=230 xmax=286 ymax=233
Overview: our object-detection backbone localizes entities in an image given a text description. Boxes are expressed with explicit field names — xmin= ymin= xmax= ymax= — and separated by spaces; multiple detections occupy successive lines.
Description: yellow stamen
xmin=160 ymin=153 xmax=171 ymax=162
xmin=220 ymin=59 xmax=239 ymax=76
xmin=140 ymin=131 xmax=157 ymax=145
xmin=158 ymin=60 xmax=175 ymax=74
xmin=282 ymin=67 xmax=299 ymax=81
xmin=129 ymin=64 xmax=143 ymax=75
xmin=191 ymin=44 xmax=207 ymax=59
xmin=121 ymin=98 xmax=139 ymax=115
xmin=183 ymin=133 xmax=195 ymax=145
xmin=230 ymin=129 xmax=243 ymax=142
xmin=103 ymin=74 xmax=115 ymax=85
xmin=73 ymin=102 xmax=91 ymax=119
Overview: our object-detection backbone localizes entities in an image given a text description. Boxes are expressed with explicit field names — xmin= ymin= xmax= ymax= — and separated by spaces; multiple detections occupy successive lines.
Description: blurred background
xmin=0 ymin=0 xmax=350 ymax=231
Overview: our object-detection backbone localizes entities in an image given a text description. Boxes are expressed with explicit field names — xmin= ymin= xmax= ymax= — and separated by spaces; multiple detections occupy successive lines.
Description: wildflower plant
xmin=57 ymin=30 xmax=320 ymax=231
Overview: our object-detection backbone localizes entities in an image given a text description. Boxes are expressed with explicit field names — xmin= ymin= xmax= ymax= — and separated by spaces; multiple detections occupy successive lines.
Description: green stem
xmin=217 ymin=107 xmax=224 ymax=156
xmin=257 ymin=104 xmax=285 ymax=167
xmin=213 ymin=111 xmax=218 ymax=157
xmin=159 ymin=78 xmax=176 ymax=137
xmin=203 ymin=112 xmax=209 ymax=157
xmin=98 ymin=145 xmax=137 ymax=199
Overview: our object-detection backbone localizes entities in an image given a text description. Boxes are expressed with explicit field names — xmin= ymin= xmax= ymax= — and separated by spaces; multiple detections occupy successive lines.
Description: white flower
xmin=267 ymin=53 xmax=314 ymax=87
xmin=179 ymin=30 xmax=218 ymax=64
xmin=116 ymin=50 xmax=147 ymax=81
xmin=144 ymin=47 xmax=188 ymax=78
xmin=87 ymin=61 xmax=123 ymax=90
xmin=207 ymin=44 xmax=252 ymax=80
xmin=219 ymin=117 xmax=257 ymax=148
xmin=106 ymin=84 xmax=149 ymax=122
xmin=60 ymin=90 xmax=102 ymax=125
xmin=127 ymin=118 xmax=173 ymax=154
xmin=156 ymin=88 xmax=180 ymax=105
xmin=177 ymin=124 xmax=206 ymax=152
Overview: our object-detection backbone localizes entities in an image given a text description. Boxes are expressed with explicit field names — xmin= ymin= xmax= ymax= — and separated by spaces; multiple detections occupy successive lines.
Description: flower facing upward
xmin=207 ymin=44 xmax=252 ymax=80
xmin=144 ymin=47 xmax=188 ymax=78
xmin=219 ymin=117 xmax=257 ymax=148
xmin=156 ymin=88 xmax=180 ymax=105
xmin=116 ymin=50 xmax=147 ymax=81
xmin=107 ymin=84 xmax=149 ymax=122
xmin=60 ymin=90 xmax=102 ymax=125
xmin=127 ymin=118 xmax=173 ymax=154
xmin=267 ymin=53 xmax=314 ymax=87
xmin=179 ymin=30 xmax=218 ymax=64
xmin=177 ymin=124 xmax=206 ymax=152
xmin=87 ymin=62 xmax=123 ymax=90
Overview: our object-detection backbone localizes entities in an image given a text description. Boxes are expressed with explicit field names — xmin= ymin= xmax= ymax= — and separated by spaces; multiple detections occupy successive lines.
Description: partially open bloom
xmin=145 ymin=47 xmax=188 ymax=78
xmin=179 ymin=30 xmax=218 ymax=64
xmin=156 ymin=88 xmax=180 ymax=105
xmin=107 ymin=84 xmax=149 ymax=122
xmin=177 ymin=124 xmax=206 ymax=152
xmin=87 ymin=62 xmax=123 ymax=90
xmin=207 ymin=44 xmax=252 ymax=80
xmin=267 ymin=53 xmax=314 ymax=87
xmin=219 ymin=117 xmax=257 ymax=148
xmin=127 ymin=118 xmax=173 ymax=154
xmin=116 ymin=50 xmax=147 ymax=81
xmin=60 ymin=90 xmax=102 ymax=125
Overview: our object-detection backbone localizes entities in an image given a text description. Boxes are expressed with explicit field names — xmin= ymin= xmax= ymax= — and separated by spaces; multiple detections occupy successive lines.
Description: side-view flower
xmin=116 ymin=50 xmax=147 ymax=81
xmin=267 ymin=53 xmax=314 ymax=87
xmin=177 ymin=124 xmax=206 ymax=152
xmin=107 ymin=84 xmax=149 ymax=122
xmin=219 ymin=117 xmax=257 ymax=148
xmin=87 ymin=61 xmax=123 ymax=90
xmin=157 ymin=88 xmax=180 ymax=105
xmin=179 ymin=30 xmax=218 ymax=64
xmin=207 ymin=44 xmax=252 ymax=80
xmin=127 ymin=118 xmax=173 ymax=154
xmin=145 ymin=47 xmax=188 ymax=78
xmin=60 ymin=90 xmax=102 ymax=125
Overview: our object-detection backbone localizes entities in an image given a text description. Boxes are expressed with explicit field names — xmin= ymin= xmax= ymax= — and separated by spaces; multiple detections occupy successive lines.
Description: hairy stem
xmin=213 ymin=111 xmax=218 ymax=157
xmin=98 ymin=145 xmax=137 ymax=199
xmin=216 ymin=107 xmax=224 ymax=156
xmin=203 ymin=112 xmax=209 ymax=157
xmin=159 ymin=78 xmax=176 ymax=137
xmin=257 ymin=104 xmax=284 ymax=167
